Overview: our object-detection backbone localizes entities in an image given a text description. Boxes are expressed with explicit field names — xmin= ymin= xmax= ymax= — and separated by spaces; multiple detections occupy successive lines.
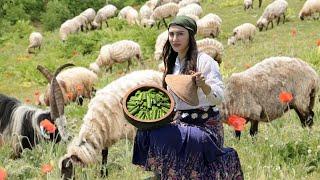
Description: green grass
xmin=0 ymin=0 xmax=320 ymax=179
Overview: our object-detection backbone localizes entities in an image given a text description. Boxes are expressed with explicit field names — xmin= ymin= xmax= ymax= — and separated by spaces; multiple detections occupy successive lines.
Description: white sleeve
xmin=197 ymin=53 xmax=224 ymax=105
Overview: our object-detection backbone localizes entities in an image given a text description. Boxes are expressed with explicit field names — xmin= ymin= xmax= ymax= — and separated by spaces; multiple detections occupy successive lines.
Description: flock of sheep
xmin=2 ymin=0 xmax=319 ymax=179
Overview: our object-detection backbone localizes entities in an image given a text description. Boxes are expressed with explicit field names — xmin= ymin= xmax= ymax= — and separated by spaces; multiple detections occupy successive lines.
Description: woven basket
xmin=122 ymin=84 xmax=175 ymax=130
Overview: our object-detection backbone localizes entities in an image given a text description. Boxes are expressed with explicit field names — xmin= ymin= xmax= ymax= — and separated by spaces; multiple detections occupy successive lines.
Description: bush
xmin=2 ymin=0 xmax=30 ymax=25
xmin=107 ymin=0 xmax=145 ymax=9
xmin=64 ymin=0 xmax=105 ymax=17
xmin=40 ymin=0 xmax=71 ymax=31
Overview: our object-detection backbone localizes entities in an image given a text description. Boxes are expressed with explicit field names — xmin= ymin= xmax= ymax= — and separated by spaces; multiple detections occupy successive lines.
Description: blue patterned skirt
xmin=132 ymin=106 xmax=243 ymax=180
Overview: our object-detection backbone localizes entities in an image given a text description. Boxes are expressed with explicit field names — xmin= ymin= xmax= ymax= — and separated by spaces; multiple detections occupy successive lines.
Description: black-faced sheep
xmin=0 ymin=64 xmax=74 ymax=157
xmin=299 ymin=0 xmax=320 ymax=20
xmin=59 ymin=70 xmax=163 ymax=179
xmin=220 ymin=57 xmax=319 ymax=138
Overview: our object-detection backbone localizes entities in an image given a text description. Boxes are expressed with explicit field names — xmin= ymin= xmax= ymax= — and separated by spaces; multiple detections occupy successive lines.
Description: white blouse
xmin=168 ymin=52 xmax=224 ymax=110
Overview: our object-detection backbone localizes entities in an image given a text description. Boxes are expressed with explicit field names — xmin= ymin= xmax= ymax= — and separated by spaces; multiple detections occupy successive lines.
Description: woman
xmin=132 ymin=16 xmax=243 ymax=179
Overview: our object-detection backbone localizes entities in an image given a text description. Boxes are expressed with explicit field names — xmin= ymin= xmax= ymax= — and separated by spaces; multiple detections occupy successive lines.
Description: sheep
xmin=81 ymin=8 xmax=96 ymax=30
xmin=150 ymin=2 xmax=179 ymax=28
xmin=139 ymin=5 xmax=155 ymax=27
xmin=258 ymin=0 xmax=263 ymax=8
xmin=38 ymin=67 xmax=98 ymax=106
xmin=177 ymin=3 xmax=203 ymax=18
xmin=196 ymin=13 xmax=222 ymax=38
xmin=28 ymin=32 xmax=43 ymax=54
xmin=73 ymin=14 xmax=89 ymax=32
xmin=59 ymin=70 xmax=163 ymax=179
xmin=256 ymin=0 xmax=288 ymax=31
xmin=59 ymin=19 xmax=82 ymax=42
xmin=220 ymin=57 xmax=319 ymax=138
xmin=118 ymin=6 xmax=140 ymax=25
xmin=196 ymin=38 xmax=224 ymax=65
xmin=92 ymin=4 xmax=118 ymax=29
xmin=146 ymin=0 xmax=161 ymax=10
xmin=178 ymin=0 xmax=200 ymax=8
xmin=154 ymin=30 xmax=168 ymax=61
xmin=227 ymin=23 xmax=256 ymax=45
xmin=0 ymin=64 xmax=74 ymax=157
xmin=89 ymin=40 xmax=142 ymax=74
xmin=244 ymin=0 xmax=253 ymax=10
xmin=299 ymin=0 xmax=320 ymax=20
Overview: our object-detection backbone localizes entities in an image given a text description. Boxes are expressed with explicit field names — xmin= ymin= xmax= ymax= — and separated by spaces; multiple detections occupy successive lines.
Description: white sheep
xmin=150 ymin=2 xmax=179 ymax=28
xmin=59 ymin=70 xmax=163 ymax=179
xmin=299 ymin=0 xmax=320 ymax=20
xmin=196 ymin=38 xmax=224 ymax=65
xmin=154 ymin=30 xmax=168 ymax=61
xmin=256 ymin=0 xmax=288 ymax=31
xmin=89 ymin=40 xmax=142 ymax=74
xmin=227 ymin=23 xmax=256 ymax=45
xmin=196 ymin=13 xmax=222 ymax=38
xmin=177 ymin=3 xmax=203 ymax=18
xmin=146 ymin=0 xmax=161 ymax=10
xmin=38 ymin=67 xmax=98 ymax=106
xmin=140 ymin=5 xmax=155 ymax=27
xmin=92 ymin=4 xmax=118 ymax=29
xmin=81 ymin=8 xmax=96 ymax=30
xmin=220 ymin=57 xmax=319 ymax=138
xmin=28 ymin=32 xmax=43 ymax=54
xmin=244 ymin=0 xmax=253 ymax=10
xmin=73 ymin=14 xmax=89 ymax=32
xmin=178 ymin=0 xmax=200 ymax=8
xmin=118 ymin=6 xmax=140 ymax=25
xmin=59 ymin=19 xmax=82 ymax=42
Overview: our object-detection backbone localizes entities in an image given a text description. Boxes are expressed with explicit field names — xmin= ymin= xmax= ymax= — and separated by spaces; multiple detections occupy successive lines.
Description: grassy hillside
xmin=0 ymin=0 xmax=320 ymax=179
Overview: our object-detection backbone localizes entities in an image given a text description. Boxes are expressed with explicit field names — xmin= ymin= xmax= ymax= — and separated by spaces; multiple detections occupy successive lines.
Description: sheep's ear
xmin=37 ymin=65 xmax=53 ymax=82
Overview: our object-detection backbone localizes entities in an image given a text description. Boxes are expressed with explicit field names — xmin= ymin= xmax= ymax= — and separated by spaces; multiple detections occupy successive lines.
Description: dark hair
xmin=162 ymin=29 xmax=198 ymax=88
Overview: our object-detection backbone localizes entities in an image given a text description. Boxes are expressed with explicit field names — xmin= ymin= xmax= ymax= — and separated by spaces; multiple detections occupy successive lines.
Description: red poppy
xmin=244 ymin=63 xmax=251 ymax=69
xmin=227 ymin=115 xmax=246 ymax=131
xmin=25 ymin=98 xmax=31 ymax=104
xmin=40 ymin=119 xmax=56 ymax=133
xmin=291 ymin=28 xmax=297 ymax=37
xmin=317 ymin=39 xmax=320 ymax=47
xmin=41 ymin=163 xmax=53 ymax=174
xmin=0 ymin=168 xmax=7 ymax=180
xmin=279 ymin=91 xmax=293 ymax=103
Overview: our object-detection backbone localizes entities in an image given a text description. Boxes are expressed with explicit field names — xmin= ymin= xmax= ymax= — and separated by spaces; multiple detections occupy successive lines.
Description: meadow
xmin=0 ymin=0 xmax=320 ymax=179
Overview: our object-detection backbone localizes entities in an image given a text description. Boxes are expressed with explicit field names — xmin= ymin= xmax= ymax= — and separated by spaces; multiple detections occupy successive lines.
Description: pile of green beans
xmin=127 ymin=88 xmax=171 ymax=120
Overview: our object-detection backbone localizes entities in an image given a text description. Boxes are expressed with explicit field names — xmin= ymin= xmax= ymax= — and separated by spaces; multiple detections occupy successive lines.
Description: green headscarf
xmin=168 ymin=15 xmax=197 ymax=35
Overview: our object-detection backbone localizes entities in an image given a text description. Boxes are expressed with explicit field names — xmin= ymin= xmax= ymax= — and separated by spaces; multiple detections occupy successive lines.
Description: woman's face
xmin=168 ymin=25 xmax=189 ymax=54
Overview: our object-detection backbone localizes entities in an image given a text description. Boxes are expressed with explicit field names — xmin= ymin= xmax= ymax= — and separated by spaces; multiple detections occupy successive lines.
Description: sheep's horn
xmin=37 ymin=65 xmax=53 ymax=81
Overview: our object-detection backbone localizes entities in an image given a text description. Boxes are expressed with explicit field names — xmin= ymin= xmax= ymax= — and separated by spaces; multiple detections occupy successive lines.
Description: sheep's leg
xmin=163 ymin=18 xmax=168 ymax=29
xmin=157 ymin=21 xmax=161 ymax=29
xmin=210 ymin=33 xmax=215 ymax=38
xmin=283 ymin=14 xmax=286 ymax=24
xmin=106 ymin=65 xmax=112 ymax=73
xmin=100 ymin=148 xmax=109 ymax=177
xmin=249 ymin=120 xmax=259 ymax=137
xmin=259 ymin=0 xmax=262 ymax=8
xmin=76 ymin=96 xmax=84 ymax=106
xmin=106 ymin=21 xmax=109 ymax=28
xmin=235 ymin=131 xmax=241 ymax=139
xmin=271 ymin=20 xmax=274 ymax=29
xmin=126 ymin=59 xmax=132 ymax=72
xmin=277 ymin=17 xmax=281 ymax=25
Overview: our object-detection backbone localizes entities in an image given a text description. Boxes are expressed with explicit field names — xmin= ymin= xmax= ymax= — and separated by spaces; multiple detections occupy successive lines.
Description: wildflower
xmin=317 ymin=39 xmax=320 ymax=47
xmin=291 ymin=28 xmax=297 ymax=37
xmin=244 ymin=63 xmax=251 ymax=69
xmin=72 ymin=50 xmax=79 ymax=56
xmin=40 ymin=119 xmax=56 ymax=133
xmin=25 ymin=98 xmax=31 ymax=104
xmin=279 ymin=91 xmax=293 ymax=103
xmin=41 ymin=163 xmax=53 ymax=174
xmin=227 ymin=115 xmax=246 ymax=131
xmin=67 ymin=92 xmax=73 ymax=100
xmin=0 ymin=168 xmax=7 ymax=180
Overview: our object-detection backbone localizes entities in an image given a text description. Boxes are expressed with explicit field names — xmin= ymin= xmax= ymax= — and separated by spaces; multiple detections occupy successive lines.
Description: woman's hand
xmin=190 ymin=71 xmax=211 ymax=95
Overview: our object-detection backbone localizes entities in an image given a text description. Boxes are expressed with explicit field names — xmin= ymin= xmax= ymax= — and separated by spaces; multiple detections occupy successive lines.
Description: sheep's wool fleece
xmin=64 ymin=70 xmax=163 ymax=164
xmin=222 ymin=57 xmax=319 ymax=122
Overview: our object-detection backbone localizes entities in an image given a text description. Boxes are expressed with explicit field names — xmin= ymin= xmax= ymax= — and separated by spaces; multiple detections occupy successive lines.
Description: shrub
xmin=40 ymin=0 xmax=71 ymax=31
xmin=2 ymin=0 xmax=29 ymax=25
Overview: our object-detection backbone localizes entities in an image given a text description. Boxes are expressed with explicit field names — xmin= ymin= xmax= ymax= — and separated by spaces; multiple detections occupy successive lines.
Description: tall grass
xmin=0 ymin=0 xmax=320 ymax=179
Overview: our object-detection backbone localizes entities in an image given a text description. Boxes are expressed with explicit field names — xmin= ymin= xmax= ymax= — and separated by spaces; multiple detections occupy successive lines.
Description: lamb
xmin=154 ymin=30 xmax=168 ymax=61
xmin=178 ymin=0 xmax=200 ymax=8
xmin=177 ymin=3 xmax=203 ymax=18
xmin=118 ymin=6 xmax=140 ymax=25
xmin=0 ymin=64 xmax=74 ymax=157
xmin=28 ymin=32 xmax=43 ymax=54
xmin=227 ymin=23 xmax=256 ymax=45
xmin=196 ymin=13 xmax=222 ymax=38
xmin=299 ymin=0 xmax=320 ymax=20
xmin=89 ymin=40 xmax=142 ymax=74
xmin=81 ymin=8 xmax=96 ymax=30
xmin=38 ymin=67 xmax=98 ymax=106
xmin=244 ymin=0 xmax=253 ymax=10
xmin=59 ymin=70 xmax=163 ymax=179
xmin=150 ymin=2 xmax=179 ymax=28
xmin=256 ymin=0 xmax=288 ymax=31
xmin=197 ymin=38 xmax=224 ymax=65
xmin=220 ymin=57 xmax=319 ymax=138
xmin=92 ymin=4 xmax=118 ymax=29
